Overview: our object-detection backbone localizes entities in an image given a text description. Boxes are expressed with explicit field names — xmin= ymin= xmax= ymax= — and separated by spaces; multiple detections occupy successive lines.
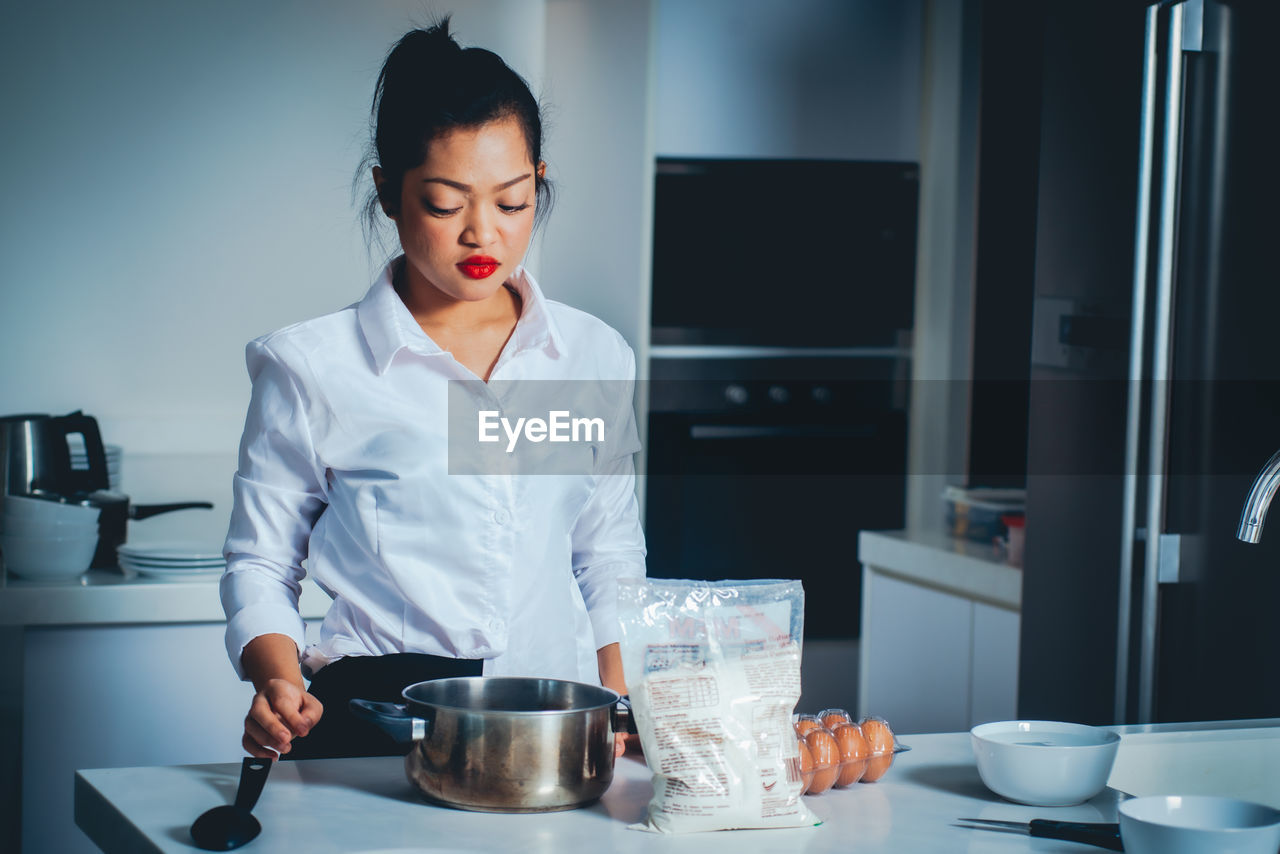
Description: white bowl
xmin=1119 ymin=795 xmax=1280 ymax=854
xmin=0 ymin=511 xmax=100 ymax=537
xmin=970 ymin=720 xmax=1120 ymax=806
xmin=2 ymin=494 xmax=100 ymax=525
xmin=0 ymin=531 xmax=99 ymax=580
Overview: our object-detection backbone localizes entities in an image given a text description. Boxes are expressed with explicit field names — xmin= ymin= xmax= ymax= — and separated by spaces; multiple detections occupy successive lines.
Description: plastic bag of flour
xmin=617 ymin=577 xmax=819 ymax=833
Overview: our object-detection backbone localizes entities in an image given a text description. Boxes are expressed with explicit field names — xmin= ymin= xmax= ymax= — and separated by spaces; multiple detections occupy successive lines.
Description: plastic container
xmin=943 ymin=486 xmax=1026 ymax=542
xmin=818 ymin=708 xmax=853 ymax=730
xmin=859 ymin=715 xmax=899 ymax=782
xmin=793 ymin=713 xmax=822 ymax=737
xmin=996 ymin=513 xmax=1026 ymax=567
xmin=831 ymin=722 xmax=868 ymax=787
xmin=802 ymin=726 xmax=840 ymax=795
xmin=794 ymin=730 xmax=815 ymax=794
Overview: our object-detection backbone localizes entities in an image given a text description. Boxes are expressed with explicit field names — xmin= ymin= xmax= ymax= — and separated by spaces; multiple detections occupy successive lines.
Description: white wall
xmin=0 ymin=0 xmax=546 ymax=460
xmin=538 ymin=0 xmax=655 ymax=363
xmin=654 ymin=0 xmax=922 ymax=160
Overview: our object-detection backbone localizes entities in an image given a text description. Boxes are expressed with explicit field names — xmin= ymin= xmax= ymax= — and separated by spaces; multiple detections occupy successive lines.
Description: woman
xmin=221 ymin=19 xmax=646 ymax=761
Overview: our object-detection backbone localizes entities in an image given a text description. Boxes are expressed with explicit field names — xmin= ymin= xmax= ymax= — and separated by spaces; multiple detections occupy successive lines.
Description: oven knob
xmin=768 ymin=385 xmax=790 ymax=404
xmin=724 ymin=384 xmax=749 ymax=405
xmin=811 ymin=385 xmax=832 ymax=404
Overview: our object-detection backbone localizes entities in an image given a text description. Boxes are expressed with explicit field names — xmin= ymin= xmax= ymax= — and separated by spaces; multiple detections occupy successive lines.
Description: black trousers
xmin=284 ymin=653 xmax=483 ymax=760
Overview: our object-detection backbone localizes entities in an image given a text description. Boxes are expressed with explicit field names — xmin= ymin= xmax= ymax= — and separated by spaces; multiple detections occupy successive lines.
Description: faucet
xmin=1238 ymin=449 xmax=1280 ymax=543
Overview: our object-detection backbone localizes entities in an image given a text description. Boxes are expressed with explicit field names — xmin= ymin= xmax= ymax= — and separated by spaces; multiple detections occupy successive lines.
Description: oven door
xmin=644 ymin=396 xmax=907 ymax=640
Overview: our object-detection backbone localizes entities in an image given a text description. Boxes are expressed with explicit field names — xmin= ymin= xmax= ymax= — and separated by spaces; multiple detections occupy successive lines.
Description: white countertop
xmin=76 ymin=718 xmax=1280 ymax=854
xmin=0 ymin=569 xmax=330 ymax=627
xmin=70 ymin=733 xmax=1102 ymax=854
xmin=858 ymin=528 xmax=1022 ymax=610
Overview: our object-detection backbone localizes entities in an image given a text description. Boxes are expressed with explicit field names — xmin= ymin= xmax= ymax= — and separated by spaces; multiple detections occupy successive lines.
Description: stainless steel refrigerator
xmin=1018 ymin=0 xmax=1280 ymax=726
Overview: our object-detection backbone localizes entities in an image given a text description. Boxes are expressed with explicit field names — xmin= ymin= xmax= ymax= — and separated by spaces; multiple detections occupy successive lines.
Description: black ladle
xmin=190 ymin=757 xmax=272 ymax=851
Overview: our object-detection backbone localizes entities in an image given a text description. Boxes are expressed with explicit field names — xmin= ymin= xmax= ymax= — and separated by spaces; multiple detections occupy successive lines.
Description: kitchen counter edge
xmin=858 ymin=528 xmax=1021 ymax=610
xmin=0 ymin=570 xmax=329 ymax=626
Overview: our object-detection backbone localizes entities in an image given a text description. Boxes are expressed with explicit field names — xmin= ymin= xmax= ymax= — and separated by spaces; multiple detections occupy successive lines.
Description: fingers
xmin=241 ymin=731 xmax=279 ymax=761
xmin=246 ymin=703 xmax=292 ymax=756
xmin=248 ymin=692 xmax=295 ymax=753
xmin=270 ymin=689 xmax=319 ymax=740
xmin=614 ymin=732 xmax=627 ymax=757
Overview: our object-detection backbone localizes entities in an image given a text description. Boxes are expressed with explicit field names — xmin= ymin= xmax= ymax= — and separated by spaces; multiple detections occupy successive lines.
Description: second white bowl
xmin=971 ymin=720 xmax=1120 ymax=806
xmin=1119 ymin=795 xmax=1280 ymax=854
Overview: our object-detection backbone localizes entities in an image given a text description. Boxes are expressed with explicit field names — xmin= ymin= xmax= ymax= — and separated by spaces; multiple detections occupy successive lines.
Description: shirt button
xmin=493 ymin=509 xmax=511 ymax=526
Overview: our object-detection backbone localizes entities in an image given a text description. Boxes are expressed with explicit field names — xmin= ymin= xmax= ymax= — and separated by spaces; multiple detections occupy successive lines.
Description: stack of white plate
xmin=69 ymin=440 xmax=124 ymax=490
xmin=117 ymin=541 xmax=225 ymax=581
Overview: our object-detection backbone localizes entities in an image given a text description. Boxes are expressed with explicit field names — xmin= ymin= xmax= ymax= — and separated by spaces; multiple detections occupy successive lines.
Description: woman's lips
xmin=457 ymin=256 xmax=499 ymax=279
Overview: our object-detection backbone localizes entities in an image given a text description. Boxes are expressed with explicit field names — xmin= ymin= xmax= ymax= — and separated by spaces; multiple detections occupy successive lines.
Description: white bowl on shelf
xmin=0 ymin=512 xmax=100 ymax=538
xmin=0 ymin=530 xmax=99 ymax=580
xmin=1119 ymin=795 xmax=1280 ymax=854
xmin=970 ymin=720 xmax=1120 ymax=806
xmin=3 ymin=494 xmax=100 ymax=525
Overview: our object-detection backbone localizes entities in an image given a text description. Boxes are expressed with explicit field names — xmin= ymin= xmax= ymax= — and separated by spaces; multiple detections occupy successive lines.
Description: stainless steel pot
xmin=350 ymin=676 xmax=633 ymax=813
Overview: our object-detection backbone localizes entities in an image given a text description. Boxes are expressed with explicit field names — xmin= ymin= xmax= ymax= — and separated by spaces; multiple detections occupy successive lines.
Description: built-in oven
xmin=644 ymin=157 xmax=918 ymax=640
xmin=644 ymin=352 xmax=910 ymax=639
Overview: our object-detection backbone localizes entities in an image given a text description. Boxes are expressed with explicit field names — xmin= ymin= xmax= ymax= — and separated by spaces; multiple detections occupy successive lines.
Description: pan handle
xmin=349 ymin=699 xmax=432 ymax=743
xmin=129 ymin=502 xmax=214 ymax=520
xmin=611 ymin=695 xmax=636 ymax=735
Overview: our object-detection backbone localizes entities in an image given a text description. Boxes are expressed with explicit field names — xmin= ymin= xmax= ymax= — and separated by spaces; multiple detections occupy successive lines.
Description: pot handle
xmin=130 ymin=501 xmax=214 ymax=520
xmin=348 ymin=699 xmax=432 ymax=743
xmin=611 ymin=694 xmax=636 ymax=735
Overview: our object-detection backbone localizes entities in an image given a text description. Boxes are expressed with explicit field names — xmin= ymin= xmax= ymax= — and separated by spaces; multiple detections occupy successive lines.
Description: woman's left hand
xmin=598 ymin=643 xmax=640 ymax=757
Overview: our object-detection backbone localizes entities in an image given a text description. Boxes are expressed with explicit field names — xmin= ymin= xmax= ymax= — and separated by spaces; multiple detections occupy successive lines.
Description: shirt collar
xmin=357 ymin=258 xmax=567 ymax=376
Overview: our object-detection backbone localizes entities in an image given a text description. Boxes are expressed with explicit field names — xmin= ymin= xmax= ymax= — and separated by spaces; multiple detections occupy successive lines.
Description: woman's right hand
xmin=239 ymin=633 xmax=323 ymax=759
xmin=243 ymin=677 xmax=324 ymax=759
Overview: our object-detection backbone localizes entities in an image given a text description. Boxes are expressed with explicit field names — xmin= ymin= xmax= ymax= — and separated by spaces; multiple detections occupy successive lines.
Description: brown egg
xmin=794 ymin=714 xmax=821 ymax=737
xmin=859 ymin=717 xmax=896 ymax=782
xmin=803 ymin=727 xmax=840 ymax=795
xmin=819 ymin=708 xmax=852 ymax=730
xmin=796 ymin=735 xmax=815 ymax=794
xmin=832 ymin=722 xmax=868 ymax=787
xmin=863 ymin=751 xmax=894 ymax=782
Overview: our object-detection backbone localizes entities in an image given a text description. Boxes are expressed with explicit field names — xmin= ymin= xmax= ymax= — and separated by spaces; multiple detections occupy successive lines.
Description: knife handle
xmin=1029 ymin=820 xmax=1123 ymax=851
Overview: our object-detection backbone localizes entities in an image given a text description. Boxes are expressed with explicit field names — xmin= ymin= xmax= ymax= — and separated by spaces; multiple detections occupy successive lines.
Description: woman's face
xmin=383 ymin=116 xmax=541 ymax=304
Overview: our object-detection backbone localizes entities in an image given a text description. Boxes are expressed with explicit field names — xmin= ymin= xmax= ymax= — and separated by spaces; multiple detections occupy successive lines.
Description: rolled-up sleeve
xmin=221 ymin=339 xmax=327 ymax=680
xmin=570 ymin=343 xmax=647 ymax=649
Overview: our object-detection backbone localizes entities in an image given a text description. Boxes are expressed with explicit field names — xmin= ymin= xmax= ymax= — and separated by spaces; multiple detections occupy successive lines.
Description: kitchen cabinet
xmin=0 ymin=571 xmax=327 ymax=854
xmin=857 ymin=529 xmax=1021 ymax=734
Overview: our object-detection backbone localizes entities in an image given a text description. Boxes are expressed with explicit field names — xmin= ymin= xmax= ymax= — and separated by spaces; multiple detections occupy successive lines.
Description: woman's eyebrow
xmin=422 ymin=173 xmax=532 ymax=192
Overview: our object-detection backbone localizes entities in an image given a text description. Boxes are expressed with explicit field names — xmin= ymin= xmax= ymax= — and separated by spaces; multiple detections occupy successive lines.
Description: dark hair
xmin=358 ymin=17 xmax=553 ymax=252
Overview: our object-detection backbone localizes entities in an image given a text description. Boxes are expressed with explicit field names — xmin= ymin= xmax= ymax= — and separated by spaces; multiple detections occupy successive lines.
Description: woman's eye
xmin=499 ymin=203 xmax=531 ymax=214
xmin=424 ymin=201 xmax=461 ymax=216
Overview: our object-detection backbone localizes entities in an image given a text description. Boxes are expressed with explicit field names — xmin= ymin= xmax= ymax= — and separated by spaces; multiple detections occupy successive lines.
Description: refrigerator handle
xmin=1138 ymin=0 xmax=1189 ymax=724
xmin=1115 ymin=3 xmax=1162 ymax=726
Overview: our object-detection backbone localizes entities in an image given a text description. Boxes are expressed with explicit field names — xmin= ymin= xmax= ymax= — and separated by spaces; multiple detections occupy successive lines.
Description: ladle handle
xmin=233 ymin=756 xmax=271 ymax=813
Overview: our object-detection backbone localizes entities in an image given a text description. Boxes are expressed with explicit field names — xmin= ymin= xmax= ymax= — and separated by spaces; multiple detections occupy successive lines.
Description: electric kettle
xmin=0 ymin=412 xmax=109 ymax=497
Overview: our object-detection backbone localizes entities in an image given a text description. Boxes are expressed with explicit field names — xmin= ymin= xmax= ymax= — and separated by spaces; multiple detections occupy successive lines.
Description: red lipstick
xmin=457 ymin=255 xmax=499 ymax=279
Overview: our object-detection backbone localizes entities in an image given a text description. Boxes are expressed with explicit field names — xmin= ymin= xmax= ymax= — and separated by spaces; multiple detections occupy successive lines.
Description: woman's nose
xmin=460 ymin=207 xmax=497 ymax=247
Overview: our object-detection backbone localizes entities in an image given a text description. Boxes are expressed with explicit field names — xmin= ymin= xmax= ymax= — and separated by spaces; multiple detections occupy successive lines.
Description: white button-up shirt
xmin=221 ymin=260 xmax=647 ymax=685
